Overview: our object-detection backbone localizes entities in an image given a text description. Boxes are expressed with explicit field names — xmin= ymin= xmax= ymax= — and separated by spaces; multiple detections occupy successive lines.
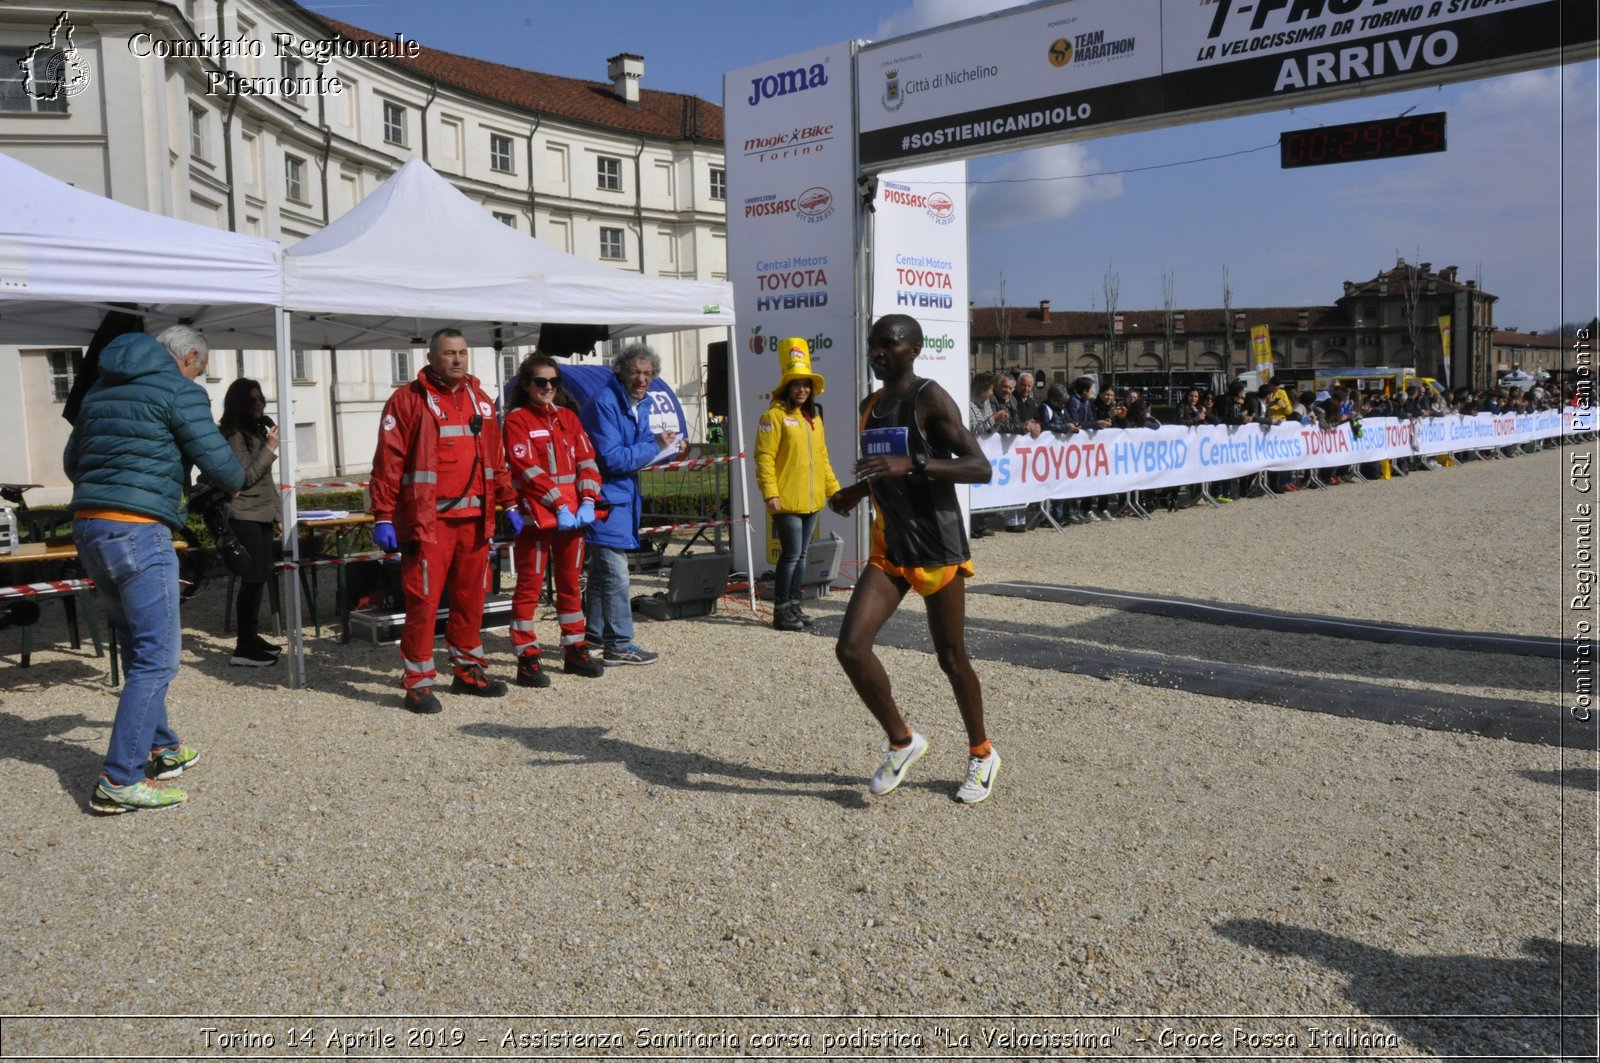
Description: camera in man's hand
xmin=189 ymin=480 xmax=255 ymax=578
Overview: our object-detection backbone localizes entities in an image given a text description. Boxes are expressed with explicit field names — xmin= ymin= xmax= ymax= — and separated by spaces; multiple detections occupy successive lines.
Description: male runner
xmin=828 ymin=314 xmax=998 ymax=803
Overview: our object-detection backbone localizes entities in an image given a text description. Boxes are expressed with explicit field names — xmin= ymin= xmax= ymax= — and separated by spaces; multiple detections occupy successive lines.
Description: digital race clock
xmin=1279 ymin=112 xmax=1447 ymax=169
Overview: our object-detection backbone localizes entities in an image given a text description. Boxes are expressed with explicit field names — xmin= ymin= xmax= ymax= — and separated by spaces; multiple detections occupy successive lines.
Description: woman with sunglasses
xmin=503 ymin=354 xmax=606 ymax=684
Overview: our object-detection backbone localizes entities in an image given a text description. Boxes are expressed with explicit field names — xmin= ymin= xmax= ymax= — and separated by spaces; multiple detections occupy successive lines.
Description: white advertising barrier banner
xmin=725 ymin=44 xmax=862 ymax=573
xmin=869 ymin=159 xmax=971 ymax=506
xmin=857 ymin=0 xmax=1581 ymax=167
xmin=972 ymin=410 xmax=1594 ymax=509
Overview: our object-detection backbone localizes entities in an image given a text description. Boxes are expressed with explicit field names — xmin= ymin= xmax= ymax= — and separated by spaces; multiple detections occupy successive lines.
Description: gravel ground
xmin=0 ymin=444 xmax=1593 ymax=1060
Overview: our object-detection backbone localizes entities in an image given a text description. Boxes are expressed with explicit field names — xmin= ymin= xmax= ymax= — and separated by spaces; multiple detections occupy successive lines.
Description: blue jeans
xmin=772 ymin=510 xmax=819 ymax=606
xmin=584 ymin=545 xmax=635 ymax=652
xmin=72 ymin=519 xmax=182 ymax=785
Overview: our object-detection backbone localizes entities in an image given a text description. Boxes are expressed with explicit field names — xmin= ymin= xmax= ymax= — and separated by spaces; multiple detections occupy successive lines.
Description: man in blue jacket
xmin=65 ymin=326 xmax=244 ymax=813
xmin=579 ymin=345 xmax=686 ymax=665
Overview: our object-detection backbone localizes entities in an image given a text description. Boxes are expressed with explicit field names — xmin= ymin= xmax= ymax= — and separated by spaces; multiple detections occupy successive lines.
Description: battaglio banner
xmin=972 ymin=410 xmax=1595 ymax=508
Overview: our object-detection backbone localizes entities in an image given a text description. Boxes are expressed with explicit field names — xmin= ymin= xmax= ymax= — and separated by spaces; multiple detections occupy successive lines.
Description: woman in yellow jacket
xmin=755 ymin=338 xmax=841 ymax=631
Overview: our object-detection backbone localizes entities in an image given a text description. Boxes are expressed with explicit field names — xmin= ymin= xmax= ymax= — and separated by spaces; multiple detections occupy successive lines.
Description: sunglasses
xmin=530 ymin=374 xmax=561 ymax=389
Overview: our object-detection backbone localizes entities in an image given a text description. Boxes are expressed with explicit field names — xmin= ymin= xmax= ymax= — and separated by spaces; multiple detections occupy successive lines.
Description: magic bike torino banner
xmin=971 ymin=412 xmax=1585 ymax=508
xmin=857 ymin=0 xmax=1589 ymax=168
xmin=725 ymin=43 xmax=862 ymax=571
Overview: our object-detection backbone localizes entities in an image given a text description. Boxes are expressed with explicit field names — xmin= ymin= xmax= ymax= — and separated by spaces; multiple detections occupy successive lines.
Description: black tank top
xmin=860 ymin=378 xmax=970 ymax=567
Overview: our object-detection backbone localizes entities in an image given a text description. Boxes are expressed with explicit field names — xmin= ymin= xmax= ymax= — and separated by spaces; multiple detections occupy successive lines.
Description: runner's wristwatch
xmin=910 ymin=451 xmax=929 ymax=476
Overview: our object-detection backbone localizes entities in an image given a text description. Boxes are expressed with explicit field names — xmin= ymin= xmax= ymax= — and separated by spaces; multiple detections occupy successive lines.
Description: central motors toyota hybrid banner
xmin=857 ymin=0 xmax=1590 ymax=167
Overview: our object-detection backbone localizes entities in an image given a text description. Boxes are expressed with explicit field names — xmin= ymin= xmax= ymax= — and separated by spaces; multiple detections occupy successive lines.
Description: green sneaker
xmin=90 ymin=776 xmax=187 ymax=814
xmin=146 ymin=744 xmax=199 ymax=780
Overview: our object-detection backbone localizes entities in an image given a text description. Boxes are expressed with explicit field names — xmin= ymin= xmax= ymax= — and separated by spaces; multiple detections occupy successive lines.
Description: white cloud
xmin=967 ymin=143 xmax=1125 ymax=231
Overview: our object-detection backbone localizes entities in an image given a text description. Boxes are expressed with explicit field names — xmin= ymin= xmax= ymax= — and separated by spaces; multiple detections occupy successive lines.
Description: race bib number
xmin=861 ymin=426 xmax=908 ymax=458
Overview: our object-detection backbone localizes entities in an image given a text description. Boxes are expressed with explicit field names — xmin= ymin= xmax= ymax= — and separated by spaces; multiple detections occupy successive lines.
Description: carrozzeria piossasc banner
xmin=971 ymin=410 xmax=1594 ymax=509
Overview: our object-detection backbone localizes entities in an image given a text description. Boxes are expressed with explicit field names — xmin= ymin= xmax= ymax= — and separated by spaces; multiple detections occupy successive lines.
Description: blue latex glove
xmin=505 ymin=509 xmax=525 ymax=537
xmin=577 ymin=500 xmax=596 ymax=527
xmin=372 ymin=521 xmax=398 ymax=552
xmin=555 ymin=506 xmax=580 ymax=531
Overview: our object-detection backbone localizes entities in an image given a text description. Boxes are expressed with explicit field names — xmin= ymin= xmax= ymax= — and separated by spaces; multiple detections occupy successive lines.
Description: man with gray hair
xmin=66 ymin=326 xmax=243 ymax=812
xmin=579 ymin=344 xmax=687 ymax=665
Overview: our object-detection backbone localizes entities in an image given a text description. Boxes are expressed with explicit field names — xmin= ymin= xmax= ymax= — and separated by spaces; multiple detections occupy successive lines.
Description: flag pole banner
xmin=725 ymin=44 xmax=863 ymax=574
xmin=971 ymin=410 xmax=1594 ymax=510
xmin=869 ymin=158 xmax=972 ymax=525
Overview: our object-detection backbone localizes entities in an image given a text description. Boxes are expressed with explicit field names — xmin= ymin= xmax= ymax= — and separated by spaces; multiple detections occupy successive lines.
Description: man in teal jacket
xmin=65 ymin=326 xmax=244 ymax=814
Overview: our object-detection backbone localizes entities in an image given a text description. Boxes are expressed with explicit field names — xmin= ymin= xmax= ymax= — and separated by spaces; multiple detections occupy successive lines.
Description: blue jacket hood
xmin=98 ymin=332 xmax=179 ymax=386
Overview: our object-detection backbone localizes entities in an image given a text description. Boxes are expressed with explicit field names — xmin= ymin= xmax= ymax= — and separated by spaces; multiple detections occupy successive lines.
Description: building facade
xmin=2 ymin=0 xmax=728 ymax=502
xmin=970 ymin=259 xmax=1498 ymax=396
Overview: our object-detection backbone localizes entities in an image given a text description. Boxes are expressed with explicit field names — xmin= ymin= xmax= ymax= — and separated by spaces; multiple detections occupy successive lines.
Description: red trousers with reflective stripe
xmin=509 ymin=527 xmax=586 ymax=657
xmin=399 ymin=515 xmax=490 ymax=689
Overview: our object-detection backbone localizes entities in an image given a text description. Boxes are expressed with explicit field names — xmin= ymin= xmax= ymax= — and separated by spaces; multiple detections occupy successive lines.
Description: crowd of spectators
xmin=969 ymin=372 xmax=1587 ymax=531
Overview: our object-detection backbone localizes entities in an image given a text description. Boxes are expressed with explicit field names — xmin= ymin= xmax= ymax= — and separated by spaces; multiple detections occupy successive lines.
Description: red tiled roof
xmin=1492 ymin=330 xmax=1563 ymax=349
xmin=970 ymin=305 xmax=1343 ymax=337
xmin=305 ymin=13 xmax=723 ymax=144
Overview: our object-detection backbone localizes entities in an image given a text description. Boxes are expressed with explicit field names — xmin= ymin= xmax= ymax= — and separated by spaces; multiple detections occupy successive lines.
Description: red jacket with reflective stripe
xmin=369 ymin=369 xmax=513 ymax=544
xmin=503 ymin=401 xmax=601 ymax=531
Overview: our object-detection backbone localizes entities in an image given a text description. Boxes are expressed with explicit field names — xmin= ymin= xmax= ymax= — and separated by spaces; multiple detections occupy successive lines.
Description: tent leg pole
xmin=276 ymin=308 xmax=308 ymax=689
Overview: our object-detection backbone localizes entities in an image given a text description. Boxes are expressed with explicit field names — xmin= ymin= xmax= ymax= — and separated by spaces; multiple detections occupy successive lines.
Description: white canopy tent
xmin=280 ymin=158 xmax=734 ymax=349
xmin=0 ymin=152 xmax=748 ymax=689
xmin=0 ymin=152 xmax=283 ymax=345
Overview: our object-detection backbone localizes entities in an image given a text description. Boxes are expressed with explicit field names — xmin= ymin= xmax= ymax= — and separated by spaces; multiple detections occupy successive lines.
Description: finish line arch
xmin=723 ymin=0 xmax=1596 ymax=574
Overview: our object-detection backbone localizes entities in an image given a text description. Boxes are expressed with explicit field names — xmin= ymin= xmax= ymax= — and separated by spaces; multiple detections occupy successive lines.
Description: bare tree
xmin=1103 ymin=262 xmax=1120 ymax=389
xmin=1161 ymin=268 xmax=1176 ymax=403
xmin=1221 ymin=265 xmax=1235 ymax=380
xmin=993 ymin=272 xmax=1009 ymax=376
xmin=1398 ymin=253 xmax=1426 ymax=365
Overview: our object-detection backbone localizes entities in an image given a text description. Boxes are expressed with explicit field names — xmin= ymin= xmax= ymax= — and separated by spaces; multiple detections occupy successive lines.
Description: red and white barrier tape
xmin=638 ymin=518 xmax=733 ymax=536
xmin=287 ymin=455 xmax=744 ymax=493
xmin=0 ymin=578 xmax=95 ymax=600
xmin=287 ymin=479 xmax=369 ymax=491
xmin=650 ymin=452 xmax=745 ymax=472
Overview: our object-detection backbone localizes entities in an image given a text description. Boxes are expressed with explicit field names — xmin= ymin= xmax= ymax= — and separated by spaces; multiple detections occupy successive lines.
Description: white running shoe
xmin=955 ymin=749 xmax=1001 ymax=804
xmin=868 ymin=731 xmax=928 ymax=796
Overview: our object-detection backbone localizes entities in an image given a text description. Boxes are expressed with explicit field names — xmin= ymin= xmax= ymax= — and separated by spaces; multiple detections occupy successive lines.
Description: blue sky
xmin=304 ymin=0 xmax=1597 ymax=332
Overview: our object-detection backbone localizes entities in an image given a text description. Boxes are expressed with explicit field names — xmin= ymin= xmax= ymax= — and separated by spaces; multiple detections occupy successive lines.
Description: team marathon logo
xmin=754 ymin=254 xmax=830 ymax=313
xmin=879 ymin=182 xmax=957 ymax=226
xmin=19 ymin=13 xmax=92 ymax=103
xmin=746 ymin=326 xmax=833 ymax=357
xmin=1046 ymin=27 xmax=1138 ymax=70
xmin=741 ymin=186 xmax=835 ymax=225
xmin=741 ymin=123 xmax=834 ymax=163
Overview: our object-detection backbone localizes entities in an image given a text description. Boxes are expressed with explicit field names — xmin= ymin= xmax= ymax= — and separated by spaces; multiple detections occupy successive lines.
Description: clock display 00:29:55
xmin=1279 ymin=111 xmax=1446 ymax=169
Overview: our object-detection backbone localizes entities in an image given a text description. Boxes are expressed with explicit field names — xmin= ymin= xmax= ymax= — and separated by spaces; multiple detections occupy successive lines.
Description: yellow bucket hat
xmin=773 ymin=336 xmax=824 ymax=397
